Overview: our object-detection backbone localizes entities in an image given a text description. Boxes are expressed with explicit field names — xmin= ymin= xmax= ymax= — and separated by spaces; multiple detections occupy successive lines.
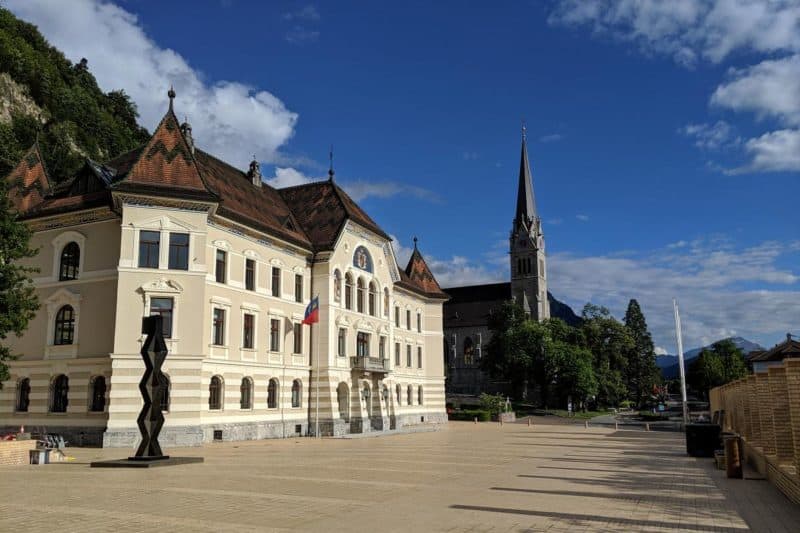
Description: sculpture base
xmin=90 ymin=456 xmax=204 ymax=468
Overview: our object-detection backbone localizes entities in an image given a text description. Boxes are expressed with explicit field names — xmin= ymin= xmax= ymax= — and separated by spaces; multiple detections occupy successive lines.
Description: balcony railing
xmin=350 ymin=356 xmax=389 ymax=372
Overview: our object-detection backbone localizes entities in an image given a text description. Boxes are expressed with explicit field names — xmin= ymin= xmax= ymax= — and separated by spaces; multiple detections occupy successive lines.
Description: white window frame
xmin=44 ymin=288 xmax=82 ymax=359
xmin=51 ymin=230 xmax=86 ymax=282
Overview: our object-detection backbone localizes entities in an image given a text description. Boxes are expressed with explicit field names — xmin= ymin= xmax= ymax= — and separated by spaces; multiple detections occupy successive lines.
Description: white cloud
xmin=549 ymin=0 xmax=800 ymax=175
xmin=283 ymin=5 xmax=321 ymax=21
xmin=681 ymin=121 xmax=738 ymax=150
xmin=283 ymin=5 xmax=321 ymax=44
xmin=539 ymin=133 xmax=564 ymax=143
xmin=654 ymin=346 xmax=668 ymax=356
xmin=548 ymin=238 xmax=800 ymax=349
xmin=576 ymin=214 xmax=589 ymax=222
xmin=711 ymin=55 xmax=800 ymax=126
xmin=264 ymin=167 xmax=316 ymax=189
xmin=462 ymin=151 xmax=479 ymax=160
xmin=549 ymin=0 xmax=800 ymax=65
xmin=7 ymin=0 xmax=298 ymax=168
xmin=730 ymin=129 xmax=800 ymax=174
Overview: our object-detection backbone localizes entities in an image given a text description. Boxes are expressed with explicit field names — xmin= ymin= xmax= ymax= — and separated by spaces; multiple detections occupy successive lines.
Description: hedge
xmin=449 ymin=409 xmax=491 ymax=422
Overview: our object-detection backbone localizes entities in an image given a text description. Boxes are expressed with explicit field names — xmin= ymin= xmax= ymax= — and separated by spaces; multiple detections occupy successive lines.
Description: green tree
xmin=581 ymin=304 xmax=633 ymax=407
xmin=623 ymin=299 xmax=659 ymax=408
xmin=0 ymin=182 xmax=40 ymax=385
xmin=686 ymin=339 xmax=748 ymax=399
xmin=483 ymin=301 xmax=531 ymax=398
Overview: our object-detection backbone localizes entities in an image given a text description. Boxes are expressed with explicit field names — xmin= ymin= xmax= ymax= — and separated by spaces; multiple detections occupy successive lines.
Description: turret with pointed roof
xmin=398 ymin=237 xmax=448 ymax=299
xmin=509 ymin=127 xmax=549 ymax=320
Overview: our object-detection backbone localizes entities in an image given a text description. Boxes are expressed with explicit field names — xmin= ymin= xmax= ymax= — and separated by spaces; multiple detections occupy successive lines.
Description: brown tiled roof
xmin=193 ymin=150 xmax=311 ymax=249
xmin=748 ymin=335 xmax=800 ymax=362
xmin=396 ymin=247 xmax=448 ymax=299
xmin=4 ymin=143 xmax=52 ymax=212
xmin=278 ymin=180 xmax=389 ymax=251
xmin=116 ymin=108 xmax=213 ymax=197
xmin=23 ymin=190 xmax=111 ymax=218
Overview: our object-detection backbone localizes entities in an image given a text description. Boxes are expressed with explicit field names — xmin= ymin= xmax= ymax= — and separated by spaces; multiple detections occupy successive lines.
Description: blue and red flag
xmin=302 ymin=296 xmax=319 ymax=325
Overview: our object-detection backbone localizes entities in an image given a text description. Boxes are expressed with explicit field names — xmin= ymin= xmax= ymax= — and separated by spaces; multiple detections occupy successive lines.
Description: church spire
xmin=515 ymin=124 xmax=537 ymax=230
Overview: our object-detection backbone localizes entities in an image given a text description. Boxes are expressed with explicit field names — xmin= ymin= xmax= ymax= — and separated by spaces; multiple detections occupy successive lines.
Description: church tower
xmin=509 ymin=127 xmax=549 ymax=320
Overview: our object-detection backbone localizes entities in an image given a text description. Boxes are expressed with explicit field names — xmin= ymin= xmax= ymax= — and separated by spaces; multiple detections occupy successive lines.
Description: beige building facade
xmin=0 ymin=92 xmax=448 ymax=447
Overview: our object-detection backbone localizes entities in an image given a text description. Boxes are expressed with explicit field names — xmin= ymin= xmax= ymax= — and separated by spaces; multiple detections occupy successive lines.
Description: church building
xmin=443 ymin=131 xmax=576 ymax=396
xmin=0 ymin=90 xmax=448 ymax=447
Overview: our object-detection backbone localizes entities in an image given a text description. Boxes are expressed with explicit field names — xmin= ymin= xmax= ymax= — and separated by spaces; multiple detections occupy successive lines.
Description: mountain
xmin=0 ymin=8 xmax=149 ymax=182
xmin=658 ymin=336 xmax=764 ymax=379
xmin=548 ymin=292 xmax=581 ymax=327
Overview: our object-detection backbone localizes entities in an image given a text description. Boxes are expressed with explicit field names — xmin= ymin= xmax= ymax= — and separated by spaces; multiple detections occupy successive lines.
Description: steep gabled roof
xmin=278 ymin=180 xmax=389 ymax=251
xmin=514 ymin=133 xmax=537 ymax=231
xmin=193 ymin=150 xmax=311 ymax=249
xmin=4 ymin=143 xmax=52 ymax=212
xmin=396 ymin=244 xmax=448 ymax=300
xmin=112 ymin=107 xmax=215 ymax=200
xmin=748 ymin=335 xmax=800 ymax=363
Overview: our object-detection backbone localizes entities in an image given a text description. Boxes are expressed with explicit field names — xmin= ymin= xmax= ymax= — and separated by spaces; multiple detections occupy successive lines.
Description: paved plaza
xmin=2 ymin=421 xmax=799 ymax=532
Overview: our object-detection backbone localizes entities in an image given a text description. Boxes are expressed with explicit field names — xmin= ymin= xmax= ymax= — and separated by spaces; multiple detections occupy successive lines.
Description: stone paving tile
xmin=2 ymin=422 xmax=799 ymax=531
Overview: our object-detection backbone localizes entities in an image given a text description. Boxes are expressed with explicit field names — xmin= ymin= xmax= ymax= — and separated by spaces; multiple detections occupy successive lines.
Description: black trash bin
xmin=685 ymin=423 xmax=721 ymax=457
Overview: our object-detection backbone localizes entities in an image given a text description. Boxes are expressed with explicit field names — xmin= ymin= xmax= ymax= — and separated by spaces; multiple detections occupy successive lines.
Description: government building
xmin=0 ymin=90 xmax=448 ymax=447
xmin=443 ymin=132 xmax=578 ymax=397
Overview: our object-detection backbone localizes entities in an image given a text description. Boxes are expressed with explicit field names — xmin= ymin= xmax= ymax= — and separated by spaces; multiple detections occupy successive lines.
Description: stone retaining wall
xmin=0 ymin=439 xmax=37 ymax=465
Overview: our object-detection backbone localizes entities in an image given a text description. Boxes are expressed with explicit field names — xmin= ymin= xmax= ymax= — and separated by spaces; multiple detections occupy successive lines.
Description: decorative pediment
xmin=335 ymin=314 xmax=351 ymax=327
xmin=269 ymin=258 xmax=285 ymax=267
xmin=243 ymin=249 xmax=261 ymax=259
xmin=354 ymin=319 xmax=375 ymax=332
xmin=139 ymin=278 xmax=183 ymax=294
xmin=138 ymin=214 xmax=197 ymax=232
xmin=212 ymin=239 xmax=231 ymax=250
xmin=45 ymin=288 xmax=82 ymax=312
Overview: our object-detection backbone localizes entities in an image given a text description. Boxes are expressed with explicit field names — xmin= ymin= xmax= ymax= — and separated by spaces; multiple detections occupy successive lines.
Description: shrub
xmin=479 ymin=393 xmax=507 ymax=415
xmin=449 ymin=409 xmax=491 ymax=422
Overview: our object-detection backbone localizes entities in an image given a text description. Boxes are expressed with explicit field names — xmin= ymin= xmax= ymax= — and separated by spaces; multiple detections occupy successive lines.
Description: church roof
xmin=443 ymin=282 xmax=511 ymax=327
xmin=4 ymin=142 xmax=52 ymax=212
xmin=515 ymin=133 xmax=537 ymax=230
xmin=278 ymin=179 xmax=389 ymax=251
xmin=396 ymin=244 xmax=448 ymax=299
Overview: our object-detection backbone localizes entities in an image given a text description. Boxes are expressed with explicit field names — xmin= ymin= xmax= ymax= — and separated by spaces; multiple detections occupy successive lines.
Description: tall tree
xmin=0 ymin=182 xmax=39 ymax=385
xmin=581 ymin=304 xmax=632 ymax=407
xmin=624 ymin=299 xmax=659 ymax=408
xmin=686 ymin=339 xmax=748 ymax=399
xmin=483 ymin=301 xmax=531 ymax=397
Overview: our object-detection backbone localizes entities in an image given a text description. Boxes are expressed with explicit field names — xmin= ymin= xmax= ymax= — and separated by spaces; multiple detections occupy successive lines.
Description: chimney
xmin=180 ymin=119 xmax=194 ymax=154
xmin=247 ymin=158 xmax=262 ymax=187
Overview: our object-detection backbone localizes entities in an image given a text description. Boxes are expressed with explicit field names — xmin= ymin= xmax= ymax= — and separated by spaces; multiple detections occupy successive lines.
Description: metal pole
xmin=314 ymin=319 xmax=320 ymax=438
xmin=673 ymin=299 xmax=689 ymax=425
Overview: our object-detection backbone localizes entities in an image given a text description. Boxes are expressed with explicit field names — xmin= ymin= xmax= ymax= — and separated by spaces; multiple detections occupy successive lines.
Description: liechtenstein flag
xmin=302 ymin=296 xmax=320 ymax=325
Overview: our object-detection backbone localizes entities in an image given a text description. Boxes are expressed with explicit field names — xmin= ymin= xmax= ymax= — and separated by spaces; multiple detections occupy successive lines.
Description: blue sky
xmin=8 ymin=0 xmax=800 ymax=352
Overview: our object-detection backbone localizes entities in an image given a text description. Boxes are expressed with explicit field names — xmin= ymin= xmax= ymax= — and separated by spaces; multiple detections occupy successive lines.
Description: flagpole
xmin=673 ymin=298 xmax=689 ymax=425
xmin=315 ymin=318 xmax=320 ymax=439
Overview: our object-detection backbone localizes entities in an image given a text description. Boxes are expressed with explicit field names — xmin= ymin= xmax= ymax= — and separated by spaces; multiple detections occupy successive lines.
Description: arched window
xmin=89 ymin=376 xmax=106 ymax=412
xmin=407 ymin=385 xmax=413 ymax=406
xmin=356 ymin=278 xmax=365 ymax=313
xmin=50 ymin=374 xmax=69 ymax=413
xmin=383 ymin=288 xmax=390 ymax=317
xmin=337 ymin=382 xmax=349 ymax=422
xmin=16 ymin=378 xmax=30 ymax=412
xmin=418 ymin=385 xmax=424 ymax=406
xmin=160 ymin=374 xmax=171 ymax=412
xmin=463 ymin=336 xmax=474 ymax=365
xmin=292 ymin=379 xmax=302 ymax=408
xmin=268 ymin=378 xmax=279 ymax=408
xmin=345 ymin=273 xmax=353 ymax=310
xmin=240 ymin=377 xmax=253 ymax=409
xmin=333 ymin=269 xmax=342 ymax=303
xmin=396 ymin=384 xmax=402 ymax=405
xmin=209 ymin=375 xmax=223 ymax=410
xmin=368 ymin=281 xmax=377 ymax=316
xmin=59 ymin=242 xmax=80 ymax=281
xmin=54 ymin=305 xmax=75 ymax=345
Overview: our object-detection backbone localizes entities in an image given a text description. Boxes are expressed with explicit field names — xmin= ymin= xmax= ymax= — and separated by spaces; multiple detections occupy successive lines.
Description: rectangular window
xmin=406 ymin=344 xmax=412 ymax=367
xmin=168 ymin=233 xmax=189 ymax=270
xmin=417 ymin=346 xmax=423 ymax=368
xmin=395 ymin=342 xmax=400 ymax=366
xmin=395 ymin=307 xmax=400 ymax=327
xmin=212 ymin=308 xmax=225 ymax=346
xmin=215 ymin=250 xmax=226 ymax=283
xmin=295 ymin=274 xmax=303 ymax=303
xmin=270 ymin=318 xmax=281 ymax=352
xmin=245 ymin=259 xmax=255 ymax=291
xmin=417 ymin=313 xmax=421 ymax=333
xmin=338 ymin=328 xmax=347 ymax=357
xmin=271 ymin=267 xmax=281 ymax=297
xmin=293 ymin=323 xmax=302 ymax=354
xmin=357 ymin=332 xmax=370 ymax=358
xmin=138 ymin=231 xmax=160 ymax=268
xmin=379 ymin=336 xmax=386 ymax=360
xmin=150 ymin=297 xmax=174 ymax=339
xmin=243 ymin=313 xmax=254 ymax=349
xmin=406 ymin=310 xmax=411 ymax=330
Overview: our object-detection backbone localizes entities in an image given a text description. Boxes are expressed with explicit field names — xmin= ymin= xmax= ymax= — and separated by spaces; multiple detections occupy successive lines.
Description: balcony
xmin=350 ymin=356 xmax=390 ymax=373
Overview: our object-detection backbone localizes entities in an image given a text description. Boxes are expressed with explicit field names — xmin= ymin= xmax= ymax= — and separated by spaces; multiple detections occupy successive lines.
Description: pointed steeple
xmin=515 ymin=125 xmax=537 ymax=231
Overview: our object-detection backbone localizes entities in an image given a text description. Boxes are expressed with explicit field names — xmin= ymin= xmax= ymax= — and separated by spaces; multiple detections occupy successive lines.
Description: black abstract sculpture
xmin=132 ymin=315 xmax=168 ymax=460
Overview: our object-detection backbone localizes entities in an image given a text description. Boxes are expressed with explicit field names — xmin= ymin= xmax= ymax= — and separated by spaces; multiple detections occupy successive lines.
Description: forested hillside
xmin=0 ymin=7 xmax=149 ymax=181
